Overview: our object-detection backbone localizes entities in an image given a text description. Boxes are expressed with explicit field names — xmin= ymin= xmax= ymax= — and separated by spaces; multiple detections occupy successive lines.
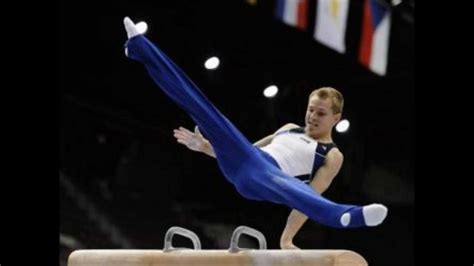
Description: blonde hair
xmin=309 ymin=87 xmax=344 ymax=114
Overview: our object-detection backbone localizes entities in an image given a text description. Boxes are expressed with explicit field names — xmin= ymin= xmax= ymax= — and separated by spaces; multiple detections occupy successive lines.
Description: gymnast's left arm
xmin=280 ymin=149 xmax=343 ymax=249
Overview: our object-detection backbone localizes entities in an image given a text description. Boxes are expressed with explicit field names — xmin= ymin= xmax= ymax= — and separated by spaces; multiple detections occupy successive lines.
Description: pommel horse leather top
xmin=68 ymin=226 xmax=368 ymax=266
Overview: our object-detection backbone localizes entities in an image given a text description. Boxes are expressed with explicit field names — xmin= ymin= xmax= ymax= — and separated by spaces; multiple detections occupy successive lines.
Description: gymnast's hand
xmin=173 ymin=126 xmax=207 ymax=153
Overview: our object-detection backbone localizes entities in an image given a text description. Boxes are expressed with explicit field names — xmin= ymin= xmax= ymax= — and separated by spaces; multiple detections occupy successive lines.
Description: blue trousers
xmin=125 ymin=35 xmax=367 ymax=228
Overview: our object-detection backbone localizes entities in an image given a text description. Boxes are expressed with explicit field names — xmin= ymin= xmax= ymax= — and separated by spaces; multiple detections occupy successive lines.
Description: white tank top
xmin=261 ymin=129 xmax=319 ymax=177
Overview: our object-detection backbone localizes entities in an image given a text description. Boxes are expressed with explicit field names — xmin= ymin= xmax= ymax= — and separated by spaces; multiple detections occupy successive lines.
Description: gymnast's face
xmin=305 ymin=95 xmax=341 ymax=139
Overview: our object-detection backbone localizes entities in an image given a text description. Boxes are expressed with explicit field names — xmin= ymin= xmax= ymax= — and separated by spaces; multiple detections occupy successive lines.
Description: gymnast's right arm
xmin=173 ymin=123 xmax=300 ymax=157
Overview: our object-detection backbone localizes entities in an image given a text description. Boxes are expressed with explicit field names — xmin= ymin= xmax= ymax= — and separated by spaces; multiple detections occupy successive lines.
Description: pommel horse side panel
xmin=68 ymin=226 xmax=368 ymax=266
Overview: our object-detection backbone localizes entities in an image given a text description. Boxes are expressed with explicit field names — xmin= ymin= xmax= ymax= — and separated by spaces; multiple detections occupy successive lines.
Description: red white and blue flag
xmin=359 ymin=0 xmax=392 ymax=76
xmin=275 ymin=0 xmax=309 ymax=30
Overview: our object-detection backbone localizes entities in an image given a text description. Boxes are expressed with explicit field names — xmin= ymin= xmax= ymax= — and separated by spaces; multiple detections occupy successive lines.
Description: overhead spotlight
xmin=135 ymin=21 xmax=148 ymax=34
xmin=335 ymin=119 xmax=350 ymax=133
xmin=391 ymin=0 xmax=402 ymax=6
xmin=204 ymin=56 xmax=220 ymax=70
xmin=263 ymin=85 xmax=278 ymax=98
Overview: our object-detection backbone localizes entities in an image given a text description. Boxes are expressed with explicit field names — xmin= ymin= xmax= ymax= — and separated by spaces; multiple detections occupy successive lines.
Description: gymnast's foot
xmin=124 ymin=17 xmax=141 ymax=39
xmin=123 ymin=17 xmax=148 ymax=56
xmin=340 ymin=204 xmax=388 ymax=227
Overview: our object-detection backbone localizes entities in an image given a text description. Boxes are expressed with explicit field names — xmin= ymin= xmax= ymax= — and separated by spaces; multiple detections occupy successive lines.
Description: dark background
xmin=60 ymin=0 xmax=414 ymax=265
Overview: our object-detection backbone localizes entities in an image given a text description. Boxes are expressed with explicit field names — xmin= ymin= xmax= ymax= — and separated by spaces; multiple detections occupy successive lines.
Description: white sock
xmin=340 ymin=204 xmax=388 ymax=227
xmin=123 ymin=17 xmax=140 ymax=39
xmin=363 ymin=204 xmax=388 ymax=226
xmin=340 ymin=213 xmax=351 ymax=227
